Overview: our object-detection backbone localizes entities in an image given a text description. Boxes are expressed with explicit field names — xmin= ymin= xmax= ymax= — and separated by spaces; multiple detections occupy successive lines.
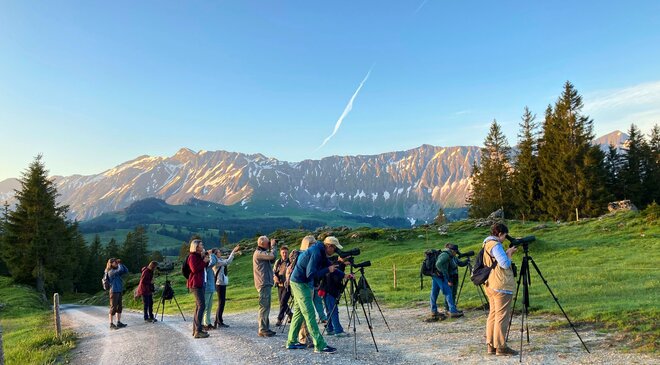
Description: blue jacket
xmin=291 ymin=242 xmax=344 ymax=284
xmin=107 ymin=264 xmax=128 ymax=293
xmin=205 ymin=254 xmax=218 ymax=291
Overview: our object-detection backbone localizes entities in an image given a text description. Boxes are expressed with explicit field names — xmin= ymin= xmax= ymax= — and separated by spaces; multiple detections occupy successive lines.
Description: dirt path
xmin=61 ymin=304 xmax=657 ymax=365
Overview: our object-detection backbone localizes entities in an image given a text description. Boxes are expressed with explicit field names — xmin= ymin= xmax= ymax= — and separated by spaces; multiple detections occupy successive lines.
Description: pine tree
xmin=221 ymin=231 xmax=229 ymax=248
xmin=120 ymin=226 xmax=149 ymax=271
xmin=106 ymin=238 xmax=121 ymax=259
xmin=0 ymin=155 xmax=77 ymax=295
xmin=620 ymin=124 xmax=647 ymax=206
xmin=467 ymin=120 xmax=515 ymax=218
xmin=645 ymin=124 xmax=660 ymax=205
xmin=512 ymin=107 xmax=539 ymax=220
xmin=537 ymin=82 xmax=607 ymax=220
xmin=433 ymin=207 xmax=447 ymax=225
xmin=82 ymin=234 xmax=106 ymax=293
xmin=604 ymin=144 xmax=624 ymax=200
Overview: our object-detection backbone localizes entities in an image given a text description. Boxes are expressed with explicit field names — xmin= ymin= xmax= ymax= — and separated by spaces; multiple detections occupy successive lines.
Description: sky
xmin=1 ymin=1 xmax=659 ymax=180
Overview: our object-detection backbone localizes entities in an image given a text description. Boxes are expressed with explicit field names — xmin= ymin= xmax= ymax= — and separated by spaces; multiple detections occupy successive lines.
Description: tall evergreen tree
xmin=645 ymin=124 xmax=660 ymax=205
xmin=0 ymin=156 xmax=79 ymax=295
xmin=604 ymin=144 xmax=625 ymax=200
xmin=106 ymin=238 xmax=121 ymax=259
xmin=120 ymin=226 xmax=149 ymax=271
xmin=467 ymin=120 xmax=515 ymax=218
xmin=537 ymin=82 xmax=607 ymax=220
xmin=620 ymin=124 xmax=647 ymax=206
xmin=80 ymin=234 xmax=106 ymax=293
xmin=512 ymin=107 xmax=539 ymax=220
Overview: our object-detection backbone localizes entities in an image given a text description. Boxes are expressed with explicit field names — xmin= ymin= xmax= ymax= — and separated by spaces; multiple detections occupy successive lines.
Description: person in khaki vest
xmin=482 ymin=223 xmax=518 ymax=356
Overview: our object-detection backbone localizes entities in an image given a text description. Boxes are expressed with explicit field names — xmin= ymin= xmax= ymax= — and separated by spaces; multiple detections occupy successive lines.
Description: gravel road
xmin=61 ymin=304 xmax=657 ymax=365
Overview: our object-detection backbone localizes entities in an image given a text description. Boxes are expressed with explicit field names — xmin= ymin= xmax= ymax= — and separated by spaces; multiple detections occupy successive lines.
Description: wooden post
xmin=53 ymin=293 xmax=61 ymax=340
xmin=393 ymin=264 xmax=397 ymax=289
xmin=1 ymin=324 xmax=5 ymax=365
xmin=575 ymin=208 xmax=579 ymax=222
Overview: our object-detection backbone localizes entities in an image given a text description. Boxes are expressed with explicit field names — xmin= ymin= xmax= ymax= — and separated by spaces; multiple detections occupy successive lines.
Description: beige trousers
xmin=485 ymin=286 xmax=514 ymax=349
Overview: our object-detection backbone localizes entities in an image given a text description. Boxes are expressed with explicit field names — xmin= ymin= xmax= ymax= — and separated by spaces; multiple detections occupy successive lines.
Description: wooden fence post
xmin=393 ymin=264 xmax=397 ymax=289
xmin=53 ymin=293 xmax=61 ymax=340
xmin=576 ymin=208 xmax=579 ymax=222
xmin=1 ymin=324 xmax=5 ymax=365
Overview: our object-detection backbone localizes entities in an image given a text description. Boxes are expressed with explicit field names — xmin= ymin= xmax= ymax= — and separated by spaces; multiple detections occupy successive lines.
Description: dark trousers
xmin=143 ymin=294 xmax=154 ymax=320
xmin=215 ymin=284 xmax=227 ymax=325
xmin=192 ymin=287 xmax=206 ymax=333
xmin=277 ymin=285 xmax=291 ymax=321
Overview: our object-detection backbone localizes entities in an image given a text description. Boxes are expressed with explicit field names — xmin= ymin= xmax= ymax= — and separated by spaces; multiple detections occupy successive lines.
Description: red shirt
xmin=187 ymin=253 xmax=207 ymax=289
xmin=136 ymin=267 xmax=154 ymax=296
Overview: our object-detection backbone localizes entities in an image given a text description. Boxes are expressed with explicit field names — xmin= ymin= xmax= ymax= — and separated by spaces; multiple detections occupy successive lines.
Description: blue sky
xmin=1 ymin=1 xmax=659 ymax=180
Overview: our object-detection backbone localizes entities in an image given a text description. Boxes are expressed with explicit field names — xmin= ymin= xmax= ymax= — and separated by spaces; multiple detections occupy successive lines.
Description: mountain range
xmin=0 ymin=131 xmax=627 ymax=223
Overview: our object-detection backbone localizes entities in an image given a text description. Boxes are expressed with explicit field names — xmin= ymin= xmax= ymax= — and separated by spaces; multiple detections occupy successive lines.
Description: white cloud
xmin=584 ymin=81 xmax=660 ymax=134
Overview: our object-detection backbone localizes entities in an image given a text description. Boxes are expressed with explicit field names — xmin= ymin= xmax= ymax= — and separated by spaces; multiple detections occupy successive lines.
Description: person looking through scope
xmin=483 ymin=223 xmax=518 ymax=356
xmin=286 ymin=236 xmax=351 ymax=354
xmin=136 ymin=261 xmax=158 ymax=323
xmin=443 ymin=243 xmax=468 ymax=314
xmin=431 ymin=243 xmax=464 ymax=318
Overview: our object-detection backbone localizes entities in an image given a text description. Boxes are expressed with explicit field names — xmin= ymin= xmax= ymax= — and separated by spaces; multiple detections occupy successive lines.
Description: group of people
xmin=426 ymin=222 xmax=519 ymax=356
xmin=104 ymin=222 xmax=519 ymax=356
xmin=252 ymin=234 xmax=351 ymax=354
xmin=186 ymin=238 xmax=241 ymax=338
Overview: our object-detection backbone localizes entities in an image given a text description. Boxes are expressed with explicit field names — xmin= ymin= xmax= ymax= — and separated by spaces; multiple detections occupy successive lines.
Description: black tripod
xmin=154 ymin=274 xmax=186 ymax=322
xmin=455 ymin=257 xmax=489 ymax=313
xmin=337 ymin=265 xmax=391 ymax=359
xmin=506 ymin=244 xmax=589 ymax=362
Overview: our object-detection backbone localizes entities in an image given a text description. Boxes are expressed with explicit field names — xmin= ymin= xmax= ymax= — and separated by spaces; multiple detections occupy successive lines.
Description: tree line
xmin=468 ymin=81 xmax=659 ymax=221
xmin=0 ymin=156 xmax=158 ymax=296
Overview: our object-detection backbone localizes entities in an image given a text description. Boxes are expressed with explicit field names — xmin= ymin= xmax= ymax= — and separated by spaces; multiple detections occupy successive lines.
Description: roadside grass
xmin=79 ymin=211 xmax=659 ymax=352
xmin=0 ymin=277 xmax=76 ymax=365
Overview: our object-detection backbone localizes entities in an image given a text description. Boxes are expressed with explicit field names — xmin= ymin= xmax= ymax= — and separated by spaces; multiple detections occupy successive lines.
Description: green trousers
xmin=287 ymin=281 xmax=327 ymax=351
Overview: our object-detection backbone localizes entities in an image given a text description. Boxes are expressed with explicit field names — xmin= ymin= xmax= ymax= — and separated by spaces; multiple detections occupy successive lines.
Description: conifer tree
xmin=106 ymin=238 xmax=121 ymax=259
xmin=512 ymin=107 xmax=539 ymax=220
xmin=537 ymin=82 xmax=607 ymax=220
xmin=620 ymin=124 xmax=647 ymax=206
xmin=81 ymin=234 xmax=106 ymax=293
xmin=604 ymin=144 xmax=624 ymax=200
xmin=467 ymin=120 xmax=515 ymax=217
xmin=645 ymin=124 xmax=660 ymax=205
xmin=0 ymin=156 xmax=78 ymax=295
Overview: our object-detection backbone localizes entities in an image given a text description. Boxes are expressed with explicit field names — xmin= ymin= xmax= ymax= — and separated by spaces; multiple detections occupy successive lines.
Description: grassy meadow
xmin=80 ymin=209 xmax=659 ymax=351
xmin=0 ymin=277 xmax=76 ymax=365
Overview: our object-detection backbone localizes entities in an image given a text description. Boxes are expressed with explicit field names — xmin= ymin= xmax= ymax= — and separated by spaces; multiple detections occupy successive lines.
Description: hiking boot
xmin=496 ymin=346 xmax=518 ymax=356
xmin=194 ymin=331 xmax=210 ymax=339
xmin=276 ymin=319 xmax=283 ymax=327
xmin=286 ymin=342 xmax=306 ymax=350
xmin=151 ymin=318 xmax=157 ymax=323
xmin=266 ymin=329 xmax=277 ymax=335
xmin=258 ymin=331 xmax=276 ymax=337
xmin=334 ymin=332 xmax=349 ymax=338
xmin=217 ymin=323 xmax=229 ymax=328
xmin=487 ymin=344 xmax=495 ymax=355
xmin=315 ymin=346 xmax=337 ymax=354
xmin=326 ymin=330 xmax=335 ymax=336
xmin=424 ymin=312 xmax=446 ymax=322
xmin=448 ymin=311 xmax=464 ymax=318
xmin=116 ymin=321 xmax=127 ymax=328
xmin=110 ymin=323 xmax=118 ymax=330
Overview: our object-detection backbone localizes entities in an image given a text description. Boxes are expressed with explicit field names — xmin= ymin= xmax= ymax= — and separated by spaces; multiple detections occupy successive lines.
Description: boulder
xmin=607 ymin=200 xmax=638 ymax=213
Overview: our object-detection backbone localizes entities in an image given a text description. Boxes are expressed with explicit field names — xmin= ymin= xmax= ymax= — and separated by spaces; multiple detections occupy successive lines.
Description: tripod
xmin=455 ymin=258 xmax=488 ymax=313
xmin=330 ymin=265 xmax=390 ymax=359
xmin=506 ymin=244 xmax=589 ymax=362
xmin=154 ymin=274 xmax=186 ymax=322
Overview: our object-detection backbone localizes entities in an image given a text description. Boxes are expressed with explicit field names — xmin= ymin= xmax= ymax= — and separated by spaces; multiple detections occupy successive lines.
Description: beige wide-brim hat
xmin=323 ymin=236 xmax=344 ymax=250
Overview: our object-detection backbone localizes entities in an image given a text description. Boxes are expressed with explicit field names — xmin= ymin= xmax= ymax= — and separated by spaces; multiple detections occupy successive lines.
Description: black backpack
xmin=419 ymin=249 xmax=441 ymax=289
xmin=471 ymin=244 xmax=497 ymax=285
xmin=181 ymin=254 xmax=192 ymax=279
xmin=354 ymin=275 xmax=375 ymax=304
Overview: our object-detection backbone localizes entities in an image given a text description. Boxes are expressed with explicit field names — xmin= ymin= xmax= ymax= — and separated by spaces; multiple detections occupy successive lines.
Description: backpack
xmin=284 ymin=249 xmax=301 ymax=288
xmin=182 ymin=254 xmax=192 ymax=279
xmin=354 ymin=275 xmax=375 ymax=304
xmin=101 ymin=272 xmax=110 ymax=291
xmin=419 ymin=249 xmax=441 ymax=289
xmin=470 ymin=244 xmax=497 ymax=285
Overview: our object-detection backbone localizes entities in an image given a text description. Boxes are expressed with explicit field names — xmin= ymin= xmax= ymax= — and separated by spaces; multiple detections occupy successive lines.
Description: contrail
xmin=316 ymin=68 xmax=372 ymax=151
xmin=413 ymin=0 xmax=429 ymax=15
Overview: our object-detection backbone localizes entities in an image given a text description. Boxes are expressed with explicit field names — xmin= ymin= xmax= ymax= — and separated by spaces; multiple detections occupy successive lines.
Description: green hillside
xmin=0 ymin=277 xmax=76 ymax=365
xmin=79 ymin=198 xmax=416 ymax=253
xmin=82 ymin=208 xmax=659 ymax=351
